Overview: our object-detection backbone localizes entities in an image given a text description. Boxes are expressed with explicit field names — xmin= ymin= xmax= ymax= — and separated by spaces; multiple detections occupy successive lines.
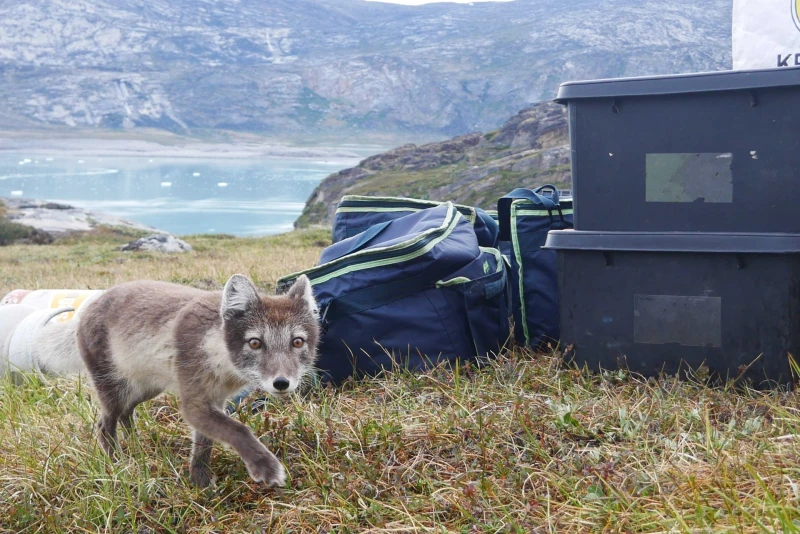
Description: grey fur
xmin=32 ymin=319 xmax=86 ymax=376
xmin=76 ymin=274 xmax=319 ymax=487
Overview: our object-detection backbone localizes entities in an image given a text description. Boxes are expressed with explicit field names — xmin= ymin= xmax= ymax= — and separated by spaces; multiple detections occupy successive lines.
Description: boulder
xmin=119 ymin=234 xmax=192 ymax=253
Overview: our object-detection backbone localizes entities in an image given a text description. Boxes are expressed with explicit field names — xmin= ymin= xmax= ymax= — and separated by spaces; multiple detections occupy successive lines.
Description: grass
xmin=0 ymin=228 xmax=330 ymax=296
xmin=3 ymin=231 xmax=800 ymax=532
xmin=347 ymin=167 xmax=462 ymax=201
xmin=0 ymin=202 xmax=33 ymax=246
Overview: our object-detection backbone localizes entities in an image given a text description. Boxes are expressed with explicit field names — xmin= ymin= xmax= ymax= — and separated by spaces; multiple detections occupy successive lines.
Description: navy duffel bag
xmin=277 ymin=203 xmax=510 ymax=384
xmin=497 ymin=185 xmax=573 ymax=350
xmin=331 ymin=195 xmax=499 ymax=248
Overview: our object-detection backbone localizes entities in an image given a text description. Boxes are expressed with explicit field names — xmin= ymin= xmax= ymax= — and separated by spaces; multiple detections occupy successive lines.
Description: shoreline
xmin=1 ymin=197 xmax=161 ymax=236
xmin=0 ymin=136 xmax=387 ymax=162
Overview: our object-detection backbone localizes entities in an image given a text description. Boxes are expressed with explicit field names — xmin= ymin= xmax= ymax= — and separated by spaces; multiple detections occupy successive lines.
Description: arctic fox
xmin=75 ymin=273 xmax=319 ymax=488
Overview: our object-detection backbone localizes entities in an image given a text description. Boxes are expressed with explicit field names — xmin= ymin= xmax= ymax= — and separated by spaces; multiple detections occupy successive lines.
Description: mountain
xmin=0 ymin=0 xmax=732 ymax=139
xmin=295 ymin=100 xmax=569 ymax=227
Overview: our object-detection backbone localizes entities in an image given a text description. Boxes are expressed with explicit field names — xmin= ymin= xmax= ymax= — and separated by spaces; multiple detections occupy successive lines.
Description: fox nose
xmin=273 ymin=377 xmax=290 ymax=391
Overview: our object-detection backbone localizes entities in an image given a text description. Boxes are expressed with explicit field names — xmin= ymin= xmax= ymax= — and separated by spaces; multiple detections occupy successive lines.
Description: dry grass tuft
xmin=2 ymin=231 xmax=800 ymax=532
xmin=0 ymin=228 xmax=329 ymax=296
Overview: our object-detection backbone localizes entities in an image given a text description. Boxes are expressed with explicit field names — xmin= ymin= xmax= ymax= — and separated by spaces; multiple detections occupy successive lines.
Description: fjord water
xmin=0 ymin=155 xmax=353 ymax=236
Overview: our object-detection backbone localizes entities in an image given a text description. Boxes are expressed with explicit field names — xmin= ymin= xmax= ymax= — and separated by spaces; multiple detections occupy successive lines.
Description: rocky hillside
xmin=0 ymin=0 xmax=732 ymax=138
xmin=295 ymin=101 xmax=569 ymax=227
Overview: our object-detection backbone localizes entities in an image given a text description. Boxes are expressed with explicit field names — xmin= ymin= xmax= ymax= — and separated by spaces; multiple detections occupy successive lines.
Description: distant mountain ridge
xmin=0 ymin=0 xmax=732 ymax=138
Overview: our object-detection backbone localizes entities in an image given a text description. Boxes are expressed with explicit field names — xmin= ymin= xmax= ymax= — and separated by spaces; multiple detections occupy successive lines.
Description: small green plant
xmin=0 ymin=217 xmax=32 ymax=246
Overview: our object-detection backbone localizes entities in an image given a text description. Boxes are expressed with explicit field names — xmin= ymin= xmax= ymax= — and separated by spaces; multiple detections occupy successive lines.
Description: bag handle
xmin=473 ymin=207 xmax=500 ymax=248
xmin=533 ymin=184 xmax=561 ymax=204
xmin=338 ymin=220 xmax=393 ymax=258
xmin=497 ymin=186 xmax=560 ymax=241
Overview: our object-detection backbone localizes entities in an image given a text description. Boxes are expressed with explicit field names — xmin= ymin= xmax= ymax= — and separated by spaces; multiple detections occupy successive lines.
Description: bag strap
xmin=482 ymin=267 xmax=507 ymax=300
xmin=329 ymin=219 xmax=393 ymax=260
xmin=321 ymin=269 xmax=434 ymax=323
xmin=497 ymin=186 xmax=559 ymax=241
xmin=321 ymin=264 xmax=506 ymax=323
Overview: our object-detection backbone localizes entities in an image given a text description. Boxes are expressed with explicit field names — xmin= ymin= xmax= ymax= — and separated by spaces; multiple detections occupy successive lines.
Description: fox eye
xmin=248 ymin=338 xmax=262 ymax=349
xmin=292 ymin=337 xmax=304 ymax=349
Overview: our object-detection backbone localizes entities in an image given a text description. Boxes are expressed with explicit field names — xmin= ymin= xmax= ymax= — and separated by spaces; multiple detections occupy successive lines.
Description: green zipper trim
xmin=516 ymin=208 xmax=574 ymax=217
xmin=340 ymin=194 xmax=437 ymax=204
xmin=336 ymin=196 xmax=478 ymax=224
xmin=335 ymin=207 xmax=419 ymax=214
xmin=278 ymin=204 xmax=462 ymax=287
xmin=510 ymin=200 xmax=530 ymax=345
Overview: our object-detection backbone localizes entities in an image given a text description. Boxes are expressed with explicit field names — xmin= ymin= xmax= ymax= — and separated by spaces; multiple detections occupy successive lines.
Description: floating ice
xmin=45 ymin=157 xmax=53 ymax=162
xmin=10 ymin=190 xmax=23 ymax=196
xmin=217 ymin=182 xmax=228 ymax=187
xmin=161 ymin=182 xmax=172 ymax=187
xmin=78 ymin=160 xmax=85 ymax=163
xmin=192 ymin=172 xmax=201 ymax=176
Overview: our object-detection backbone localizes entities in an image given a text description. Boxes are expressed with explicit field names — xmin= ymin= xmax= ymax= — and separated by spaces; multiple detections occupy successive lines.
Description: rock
xmin=296 ymin=101 xmax=572 ymax=228
xmin=20 ymin=227 xmax=54 ymax=245
xmin=1 ymin=198 xmax=159 ymax=235
xmin=119 ymin=234 xmax=192 ymax=253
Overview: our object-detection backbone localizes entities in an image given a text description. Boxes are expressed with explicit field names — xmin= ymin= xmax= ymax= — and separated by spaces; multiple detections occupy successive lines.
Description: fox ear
xmin=287 ymin=275 xmax=318 ymax=317
xmin=220 ymin=274 xmax=259 ymax=320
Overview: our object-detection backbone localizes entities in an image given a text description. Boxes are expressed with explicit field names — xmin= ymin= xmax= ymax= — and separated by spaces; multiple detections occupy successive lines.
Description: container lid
xmin=544 ymin=230 xmax=800 ymax=254
xmin=554 ymin=67 xmax=800 ymax=102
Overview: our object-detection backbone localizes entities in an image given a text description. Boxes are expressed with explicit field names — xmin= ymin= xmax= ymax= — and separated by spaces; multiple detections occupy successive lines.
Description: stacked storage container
xmin=546 ymin=67 xmax=800 ymax=388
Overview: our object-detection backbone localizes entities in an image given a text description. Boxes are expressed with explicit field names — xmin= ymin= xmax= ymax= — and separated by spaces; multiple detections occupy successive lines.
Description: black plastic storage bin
xmin=544 ymin=230 xmax=800 ymax=388
xmin=555 ymin=67 xmax=800 ymax=233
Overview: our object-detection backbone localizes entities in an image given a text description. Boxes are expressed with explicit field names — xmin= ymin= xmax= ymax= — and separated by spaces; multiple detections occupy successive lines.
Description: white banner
xmin=732 ymin=0 xmax=800 ymax=70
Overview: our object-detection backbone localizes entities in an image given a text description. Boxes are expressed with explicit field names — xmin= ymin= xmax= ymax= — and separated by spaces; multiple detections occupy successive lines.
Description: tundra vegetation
xmin=1 ymin=228 xmax=800 ymax=532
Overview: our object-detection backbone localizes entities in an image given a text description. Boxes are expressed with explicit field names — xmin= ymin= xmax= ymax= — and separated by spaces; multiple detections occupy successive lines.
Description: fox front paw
xmin=244 ymin=449 xmax=286 ymax=487
xmin=189 ymin=464 xmax=215 ymax=488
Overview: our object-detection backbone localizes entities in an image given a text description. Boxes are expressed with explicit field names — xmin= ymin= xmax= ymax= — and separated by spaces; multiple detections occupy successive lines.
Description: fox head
xmin=219 ymin=274 xmax=319 ymax=397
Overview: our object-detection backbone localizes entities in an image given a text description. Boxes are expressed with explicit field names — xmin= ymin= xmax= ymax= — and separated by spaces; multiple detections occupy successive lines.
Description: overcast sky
xmin=364 ymin=0 xmax=513 ymax=5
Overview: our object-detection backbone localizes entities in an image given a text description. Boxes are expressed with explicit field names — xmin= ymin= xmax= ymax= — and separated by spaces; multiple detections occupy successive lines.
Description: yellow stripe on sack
xmin=50 ymin=292 xmax=89 ymax=323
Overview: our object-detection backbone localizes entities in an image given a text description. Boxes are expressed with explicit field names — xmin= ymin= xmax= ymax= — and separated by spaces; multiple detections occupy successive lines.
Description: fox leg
xmin=189 ymin=397 xmax=227 ymax=487
xmin=189 ymin=430 xmax=215 ymax=487
xmin=91 ymin=372 xmax=153 ymax=456
xmin=94 ymin=383 xmax=129 ymax=457
xmin=77 ymin=324 xmax=129 ymax=457
xmin=119 ymin=387 xmax=161 ymax=436
xmin=181 ymin=398 xmax=286 ymax=488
